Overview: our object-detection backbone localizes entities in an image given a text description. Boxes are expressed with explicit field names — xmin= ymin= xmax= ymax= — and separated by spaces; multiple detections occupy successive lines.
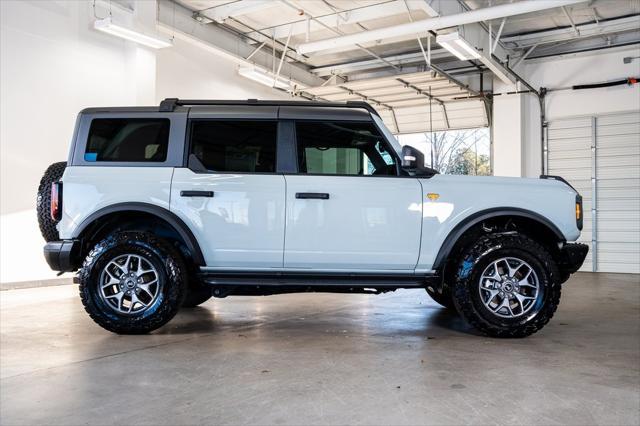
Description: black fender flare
xmin=432 ymin=207 xmax=565 ymax=270
xmin=72 ymin=202 xmax=205 ymax=265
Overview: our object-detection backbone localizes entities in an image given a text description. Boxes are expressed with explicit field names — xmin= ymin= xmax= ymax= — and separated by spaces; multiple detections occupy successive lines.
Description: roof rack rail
xmin=158 ymin=98 xmax=380 ymax=117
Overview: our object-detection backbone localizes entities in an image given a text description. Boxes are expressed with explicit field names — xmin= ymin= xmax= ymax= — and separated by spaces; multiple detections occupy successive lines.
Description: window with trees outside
xmin=397 ymin=128 xmax=491 ymax=176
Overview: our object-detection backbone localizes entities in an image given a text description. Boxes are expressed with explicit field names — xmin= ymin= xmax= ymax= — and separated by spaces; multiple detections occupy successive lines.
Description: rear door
xmin=283 ymin=119 xmax=423 ymax=271
xmin=170 ymin=107 xmax=286 ymax=269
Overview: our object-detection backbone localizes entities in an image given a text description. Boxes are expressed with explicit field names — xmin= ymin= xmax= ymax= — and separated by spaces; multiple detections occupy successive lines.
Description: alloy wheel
xmin=478 ymin=257 xmax=540 ymax=318
xmin=99 ymin=254 xmax=162 ymax=315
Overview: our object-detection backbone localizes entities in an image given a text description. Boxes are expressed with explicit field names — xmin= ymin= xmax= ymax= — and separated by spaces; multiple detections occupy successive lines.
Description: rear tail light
xmin=50 ymin=182 xmax=62 ymax=221
xmin=575 ymin=195 xmax=583 ymax=231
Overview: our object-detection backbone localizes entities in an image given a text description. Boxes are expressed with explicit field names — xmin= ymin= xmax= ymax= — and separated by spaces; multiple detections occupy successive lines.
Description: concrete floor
xmin=1 ymin=272 xmax=639 ymax=426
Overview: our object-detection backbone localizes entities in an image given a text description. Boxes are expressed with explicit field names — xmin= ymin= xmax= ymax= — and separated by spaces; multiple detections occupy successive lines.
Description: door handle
xmin=180 ymin=190 xmax=214 ymax=197
xmin=295 ymin=192 xmax=330 ymax=200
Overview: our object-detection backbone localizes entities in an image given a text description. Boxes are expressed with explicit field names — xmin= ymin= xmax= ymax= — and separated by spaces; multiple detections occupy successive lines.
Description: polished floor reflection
xmin=1 ymin=273 xmax=639 ymax=425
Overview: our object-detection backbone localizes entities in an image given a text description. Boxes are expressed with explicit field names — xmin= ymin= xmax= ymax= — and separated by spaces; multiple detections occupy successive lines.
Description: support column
xmin=492 ymin=88 xmax=525 ymax=177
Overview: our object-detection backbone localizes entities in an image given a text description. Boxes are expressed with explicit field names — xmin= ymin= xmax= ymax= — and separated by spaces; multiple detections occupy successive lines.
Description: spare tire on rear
xmin=37 ymin=161 xmax=67 ymax=242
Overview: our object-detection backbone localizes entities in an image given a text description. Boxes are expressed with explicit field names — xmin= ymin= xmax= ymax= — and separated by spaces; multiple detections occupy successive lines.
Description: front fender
xmin=416 ymin=174 xmax=580 ymax=271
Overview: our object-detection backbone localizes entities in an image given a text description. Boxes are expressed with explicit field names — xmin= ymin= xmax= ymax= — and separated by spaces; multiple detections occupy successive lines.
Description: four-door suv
xmin=38 ymin=98 xmax=588 ymax=337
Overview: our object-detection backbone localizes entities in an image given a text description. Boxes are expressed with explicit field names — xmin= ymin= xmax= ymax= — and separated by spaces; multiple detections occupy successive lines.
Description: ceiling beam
xmin=525 ymin=32 xmax=640 ymax=60
xmin=202 ymin=0 xmax=279 ymax=24
xmin=244 ymin=0 xmax=437 ymax=42
xmin=492 ymin=17 xmax=507 ymax=52
xmin=502 ymin=15 xmax=640 ymax=48
xmin=561 ymin=5 xmax=581 ymax=36
xmin=310 ymin=50 xmax=451 ymax=77
xmin=513 ymin=44 xmax=538 ymax=68
xmin=297 ymin=0 xmax=588 ymax=54
xmin=156 ymin=1 xmax=324 ymax=89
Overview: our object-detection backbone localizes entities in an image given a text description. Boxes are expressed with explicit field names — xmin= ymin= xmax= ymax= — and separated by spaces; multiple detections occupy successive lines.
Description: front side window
xmin=190 ymin=121 xmax=277 ymax=173
xmin=295 ymin=121 xmax=397 ymax=176
xmin=85 ymin=119 xmax=170 ymax=162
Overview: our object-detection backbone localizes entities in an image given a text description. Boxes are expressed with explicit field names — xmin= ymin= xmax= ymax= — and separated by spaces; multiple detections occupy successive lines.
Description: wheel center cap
xmin=124 ymin=278 xmax=137 ymax=289
xmin=503 ymin=281 xmax=514 ymax=292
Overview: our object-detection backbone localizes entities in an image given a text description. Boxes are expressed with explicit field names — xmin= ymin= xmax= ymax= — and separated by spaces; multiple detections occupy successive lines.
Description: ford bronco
xmin=39 ymin=98 xmax=588 ymax=337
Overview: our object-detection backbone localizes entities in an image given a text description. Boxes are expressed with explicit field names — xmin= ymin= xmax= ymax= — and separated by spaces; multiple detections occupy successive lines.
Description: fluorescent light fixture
xmin=94 ymin=17 xmax=172 ymax=49
xmin=436 ymin=32 xmax=481 ymax=61
xmin=238 ymin=67 xmax=292 ymax=90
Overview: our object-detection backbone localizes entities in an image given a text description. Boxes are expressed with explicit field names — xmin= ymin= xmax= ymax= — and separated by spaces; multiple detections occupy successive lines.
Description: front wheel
xmin=451 ymin=233 xmax=561 ymax=338
xmin=78 ymin=232 xmax=187 ymax=334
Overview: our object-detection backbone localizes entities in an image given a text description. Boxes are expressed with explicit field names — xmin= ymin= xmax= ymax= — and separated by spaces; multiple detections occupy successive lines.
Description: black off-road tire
xmin=78 ymin=232 xmax=187 ymax=334
xmin=425 ymin=286 xmax=454 ymax=309
xmin=182 ymin=283 xmax=212 ymax=308
xmin=36 ymin=161 xmax=67 ymax=242
xmin=451 ymin=233 xmax=561 ymax=338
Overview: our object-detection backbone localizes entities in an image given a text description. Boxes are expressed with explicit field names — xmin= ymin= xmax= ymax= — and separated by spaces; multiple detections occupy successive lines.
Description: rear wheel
xmin=36 ymin=161 xmax=66 ymax=242
xmin=78 ymin=232 xmax=187 ymax=334
xmin=451 ymin=233 xmax=561 ymax=338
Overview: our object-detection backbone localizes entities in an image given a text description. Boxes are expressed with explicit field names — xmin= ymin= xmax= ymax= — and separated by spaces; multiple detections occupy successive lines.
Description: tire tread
xmin=452 ymin=233 xmax=561 ymax=338
xmin=78 ymin=231 xmax=186 ymax=334
xmin=36 ymin=161 xmax=67 ymax=242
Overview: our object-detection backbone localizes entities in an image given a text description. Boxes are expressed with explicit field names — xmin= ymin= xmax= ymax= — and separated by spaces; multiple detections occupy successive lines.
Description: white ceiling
xmin=305 ymin=71 xmax=488 ymax=132
xmin=173 ymin=0 xmax=639 ymax=132
xmin=466 ymin=0 xmax=640 ymax=36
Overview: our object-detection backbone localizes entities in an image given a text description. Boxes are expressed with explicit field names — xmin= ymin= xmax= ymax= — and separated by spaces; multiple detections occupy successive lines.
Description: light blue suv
xmin=38 ymin=98 xmax=588 ymax=337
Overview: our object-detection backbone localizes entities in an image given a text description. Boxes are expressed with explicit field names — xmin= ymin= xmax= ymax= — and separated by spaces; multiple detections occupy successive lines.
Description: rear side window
xmin=190 ymin=121 xmax=277 ymax=173
xmin=85 ymin=119 xmax=170 ymax=162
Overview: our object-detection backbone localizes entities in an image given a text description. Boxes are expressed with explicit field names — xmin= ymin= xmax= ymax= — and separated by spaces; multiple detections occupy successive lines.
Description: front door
xmin=171 ymin=118 xmax=285 ymax=269
xmin=283 ymin=120 xmax=423 ymax=271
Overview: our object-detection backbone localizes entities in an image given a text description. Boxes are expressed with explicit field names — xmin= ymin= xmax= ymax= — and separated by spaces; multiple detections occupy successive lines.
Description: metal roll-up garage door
xmin=546 ymin=111 xmax=640 ymax=273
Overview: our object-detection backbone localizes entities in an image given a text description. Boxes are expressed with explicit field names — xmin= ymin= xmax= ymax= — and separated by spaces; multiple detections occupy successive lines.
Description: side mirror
xmin=401 ymin=145 xmax=439 ymax=177
xmin=401 ymin=145 xmax=424 ymax=169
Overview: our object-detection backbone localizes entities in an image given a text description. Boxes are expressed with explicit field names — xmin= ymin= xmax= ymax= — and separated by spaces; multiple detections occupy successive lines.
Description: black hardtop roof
xmin=158 ymin=98 xmax=380 ymax=117
xmin=79 ymin=99 xmax=380 ymax=118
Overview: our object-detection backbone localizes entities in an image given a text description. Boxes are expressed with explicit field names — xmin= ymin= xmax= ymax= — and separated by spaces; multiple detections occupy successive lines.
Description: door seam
xmin=168 ymin=167 xmax=176 ymax=211
xmin=281 ymin=174 xmax=287 ymax=268
xmin=414 ymin=178 xmax=425 ymax=271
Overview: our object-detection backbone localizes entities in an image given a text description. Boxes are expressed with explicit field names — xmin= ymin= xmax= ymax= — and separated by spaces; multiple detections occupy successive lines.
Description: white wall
xmin=492 ymin=92 xmax=524 ymax=177
xmin=493 ymin=45 xmax=640 ymax=177
xmin=156 ymin=37 xmax=289 ymax=101
xmin=524 ymin=46 xmax=640 ymax=176
xmin=0 ymin=0 xmax=153 ymax=283
xmin=0 ymin=0 xmax=287 ymax=284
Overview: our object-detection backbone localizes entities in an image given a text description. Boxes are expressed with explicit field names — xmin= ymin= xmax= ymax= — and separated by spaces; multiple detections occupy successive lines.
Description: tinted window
xmin=190 ymin=121 xmax=277 ymax=173
xmin=295 ymin=121 xmax=397 ymax=176
xmin=85 ymin=119 xmax=170 ymax=162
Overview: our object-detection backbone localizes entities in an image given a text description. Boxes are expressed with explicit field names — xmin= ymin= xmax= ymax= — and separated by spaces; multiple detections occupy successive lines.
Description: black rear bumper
xmin=43 ymin=240 xmax=80 ymax=272
xmin=558 ymin=243 xmax=589 ymax=274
